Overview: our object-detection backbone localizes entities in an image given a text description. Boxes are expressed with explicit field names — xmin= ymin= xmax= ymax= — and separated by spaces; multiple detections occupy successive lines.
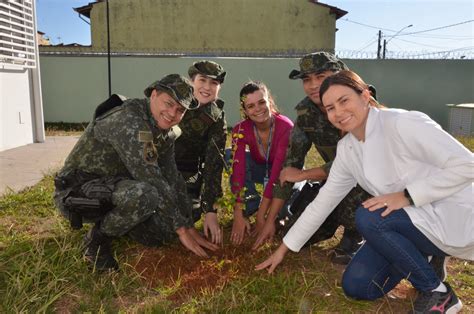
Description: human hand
xmin=176 ymin=227 xmax=209 ymax=257
xmin=279 ymin=167 xmax=305 ymax=185
xmin=255 ymin=243 xmax=289 ymax=273
xmin=187 ymin=227 xmax=219 ymax=251
xmin=362 ymin=191 xmax=410 ymax=217
xmin=231 ymin=212 xmax=251 ymax=245
xmin=203 ymin=212 xmax=222 ymax=245
xmin=252 ymin=211 xmax=266 ymax=237
xmin=252 ymin=220 xmax=276 ymax=250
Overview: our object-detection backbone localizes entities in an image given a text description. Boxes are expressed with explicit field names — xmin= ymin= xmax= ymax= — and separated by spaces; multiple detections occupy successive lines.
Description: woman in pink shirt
xmin=230 ymin=81 xmax=294 ymax=245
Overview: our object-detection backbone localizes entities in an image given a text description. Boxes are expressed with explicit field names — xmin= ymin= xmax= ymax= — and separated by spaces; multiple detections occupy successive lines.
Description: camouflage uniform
xmin=54 ymin=75 xmax=197 ymax=247
xmin=275 ymin=52 xmax=372 ymax=246
xmin=175 ymin=61 xmax=227 ymax=220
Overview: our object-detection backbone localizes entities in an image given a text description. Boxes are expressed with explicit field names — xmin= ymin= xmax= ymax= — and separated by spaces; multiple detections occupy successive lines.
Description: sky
xmin=36 ymin=0 xmax=473 ymax=58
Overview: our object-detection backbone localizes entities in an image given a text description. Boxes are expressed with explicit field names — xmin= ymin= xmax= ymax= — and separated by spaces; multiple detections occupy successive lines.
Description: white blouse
xmin=284 ymin=107 xmax=474 ymax=260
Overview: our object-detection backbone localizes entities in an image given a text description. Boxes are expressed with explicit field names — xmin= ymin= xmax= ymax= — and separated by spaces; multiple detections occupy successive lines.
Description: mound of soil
xmin=127 ymin=236 xmax=269 ymax=302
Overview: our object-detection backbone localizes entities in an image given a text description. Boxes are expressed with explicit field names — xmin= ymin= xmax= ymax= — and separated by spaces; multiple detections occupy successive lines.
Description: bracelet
xmin=403 ymin=188 xmax=414 ymax=205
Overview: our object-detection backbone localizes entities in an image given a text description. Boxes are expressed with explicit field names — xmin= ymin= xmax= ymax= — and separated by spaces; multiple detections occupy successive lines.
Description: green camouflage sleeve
xmin=272 ymin=121 xmax=312 ymax=200
xmin=94 ymin=113 xmax=191 ymax=230
xmin=200 ymin=111 xmax=227 ymax=213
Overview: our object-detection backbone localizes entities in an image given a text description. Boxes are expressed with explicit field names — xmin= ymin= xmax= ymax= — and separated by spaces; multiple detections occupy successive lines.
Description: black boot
xmin=330 ymin=232 xmax=363 ymax=265
xmin=84 ymin=224 xmax=119 ymax=271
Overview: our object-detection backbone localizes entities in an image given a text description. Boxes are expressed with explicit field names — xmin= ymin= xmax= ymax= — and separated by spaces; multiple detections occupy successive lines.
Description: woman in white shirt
xmin=256 ymin=70 xmax=473 ymax=313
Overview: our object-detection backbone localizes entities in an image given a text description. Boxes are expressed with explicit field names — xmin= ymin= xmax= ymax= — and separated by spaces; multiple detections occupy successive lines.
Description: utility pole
xmin=382 ymin=39 xmax=386 ymax=59
xmin=106 ymin=0 xmax=111 ymax=97
xmin=383 ymin=24 xmax=413 ymax=60
xmin=377 ymin=30 xmax=382 ymax=59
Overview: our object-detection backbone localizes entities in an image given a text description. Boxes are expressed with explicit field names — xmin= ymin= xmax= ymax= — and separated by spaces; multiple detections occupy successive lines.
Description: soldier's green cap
xmin=188 ymin=60 xmax=226 ymax=83
xmin=144 ymin=74 xmax=199 ymax=110
xmin=289 ymin=52 xmax=349 ymax=80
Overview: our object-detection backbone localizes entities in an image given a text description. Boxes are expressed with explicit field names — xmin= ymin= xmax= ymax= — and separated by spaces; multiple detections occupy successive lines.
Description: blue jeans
xmin=342 ymin=206 xmax=447 ymax=300
xmin=225 ymin=149 xmax=300 ymax=217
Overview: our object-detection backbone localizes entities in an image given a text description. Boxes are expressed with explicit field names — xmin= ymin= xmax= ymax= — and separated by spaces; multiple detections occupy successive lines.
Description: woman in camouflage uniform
xmin=174 ymin=61 xmax=227 ymax=245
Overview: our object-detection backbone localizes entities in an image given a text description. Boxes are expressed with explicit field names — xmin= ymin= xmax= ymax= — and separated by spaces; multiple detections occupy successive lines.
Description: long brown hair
xmin=319 ymin=70 xmax=383 ymax=108
xmin=239 ymin=81 xmax=280 ymax=119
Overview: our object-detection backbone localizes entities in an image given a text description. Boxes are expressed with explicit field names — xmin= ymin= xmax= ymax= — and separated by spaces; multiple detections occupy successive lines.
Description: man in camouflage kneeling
xmin=54 ymin=74 xmax=218 ymax=271
xmin=272 ymin=52 xmax=373 ymax=264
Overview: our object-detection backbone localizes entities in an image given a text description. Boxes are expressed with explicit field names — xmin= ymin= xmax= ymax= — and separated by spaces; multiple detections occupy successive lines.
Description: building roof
xmin=309 ymin=1 xmax=347 ymax=20
xmin=73 ymin=0 xmax=103 ymax=19
xmin=446 ymin=103 xmax=474 ymax=109
xmin=73 ymin=0 xmax=347 ymax=20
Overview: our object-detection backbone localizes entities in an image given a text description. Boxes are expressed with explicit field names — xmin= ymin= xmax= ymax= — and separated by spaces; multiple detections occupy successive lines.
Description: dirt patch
xmin=125 ymin=234 xmax=471 ymax=312
xmin=128 ymin=236 xmax=267 ymax=303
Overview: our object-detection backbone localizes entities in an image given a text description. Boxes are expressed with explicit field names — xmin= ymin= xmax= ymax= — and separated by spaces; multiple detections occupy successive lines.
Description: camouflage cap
xmin=289 ymin=52 xmax=348 ymax=80
xmin=144 ymin=74 xmax=199 ymax=110
xmin=188 ymin=60 xmax=226 ymax=83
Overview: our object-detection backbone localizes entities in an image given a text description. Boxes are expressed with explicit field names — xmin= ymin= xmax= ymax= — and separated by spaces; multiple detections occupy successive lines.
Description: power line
xmin=356 ymin=38 xmax=379 ymax=53
xmin=409 ymin=33 xmax=474 ymax=39
xmin=338 ymin=18 xmax=397 ymax=32
xmin=407 ymin=46 xmax=474 ymax=57
xmin=394 ymin=20 xmax=474 ymax=37
xmin=339 ymin=18 xmax=473 ymax=37
xmin=392 ymin=37 xmax=453 ymax=49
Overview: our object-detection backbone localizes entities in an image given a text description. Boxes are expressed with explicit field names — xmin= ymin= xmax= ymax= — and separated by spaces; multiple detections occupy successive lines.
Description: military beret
xmin=289 ymin=52 xmax=349 ymax=80
xmin=144 ymin=74 xmax=199 ymax=110
xmin=188 ymin=60 xmax=226 ymax=83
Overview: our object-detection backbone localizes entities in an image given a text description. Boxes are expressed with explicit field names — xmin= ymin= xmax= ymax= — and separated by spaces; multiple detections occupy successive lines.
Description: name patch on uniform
xmin=296 ymin=109 xmax=308 ymax=116
xmin=138 ymin=131 xmax=153 ymax=143
xmin=302 ymin=127 xmax=315 ymax=132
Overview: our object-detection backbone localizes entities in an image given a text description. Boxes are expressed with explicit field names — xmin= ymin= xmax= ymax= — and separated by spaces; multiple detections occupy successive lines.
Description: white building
xmin=0 ymin=0 xmax=44 ymax=151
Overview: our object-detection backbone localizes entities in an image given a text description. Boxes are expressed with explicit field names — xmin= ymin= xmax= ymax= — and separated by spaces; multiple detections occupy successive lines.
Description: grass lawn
xmin=0 ymin=136 xmax=472 ymax=312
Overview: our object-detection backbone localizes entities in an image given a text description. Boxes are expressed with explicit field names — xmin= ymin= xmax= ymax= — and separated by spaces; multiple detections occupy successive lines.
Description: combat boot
xmin=330 ymin=232 xmax=364 ymax=265
xmin=84 ymin=224 xmax=119 ymax=271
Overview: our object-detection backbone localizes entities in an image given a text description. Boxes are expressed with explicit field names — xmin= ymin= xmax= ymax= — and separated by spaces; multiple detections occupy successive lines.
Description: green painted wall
xmin=40 ymin=55 xmax=474 ymax=130
xmin=89 ymin=0 xmax=336 ymax=54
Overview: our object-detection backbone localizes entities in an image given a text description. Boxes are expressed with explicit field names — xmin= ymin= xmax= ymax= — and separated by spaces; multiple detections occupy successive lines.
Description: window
xmin=0 ymin=0 xmax=36 ymax=68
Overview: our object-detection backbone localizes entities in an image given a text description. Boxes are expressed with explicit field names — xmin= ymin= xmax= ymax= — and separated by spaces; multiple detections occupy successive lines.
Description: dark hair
xmin=239 ymin=81 xmax=279 ymax=118
xmin=319 ymin=70 xmax=383 ymax=108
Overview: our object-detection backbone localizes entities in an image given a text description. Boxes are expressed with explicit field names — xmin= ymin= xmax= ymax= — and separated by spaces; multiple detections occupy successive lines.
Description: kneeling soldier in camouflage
xmin=258 ymin=52 xmax=372 ymax=264
xmin=175 ymin=60 xmax=227 ymax=245
xmin=54 ymin=74 xmax=218 ymax=271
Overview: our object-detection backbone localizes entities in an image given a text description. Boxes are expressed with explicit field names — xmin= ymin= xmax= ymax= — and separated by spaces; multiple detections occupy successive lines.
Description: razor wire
xmin=335 ymin=49 xmax=473 ymax=60
xmin=39 ymin=47 xmax=474 ymax=60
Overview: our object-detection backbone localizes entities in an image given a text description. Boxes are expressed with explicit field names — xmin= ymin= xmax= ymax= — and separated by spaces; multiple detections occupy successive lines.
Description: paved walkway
xmin=0 ymin=136 xmax=79 ymax=196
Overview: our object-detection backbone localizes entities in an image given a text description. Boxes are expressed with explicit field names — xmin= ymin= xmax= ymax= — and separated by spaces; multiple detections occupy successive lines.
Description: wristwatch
xmin=403 ymin=188 xmax=414 ymax=205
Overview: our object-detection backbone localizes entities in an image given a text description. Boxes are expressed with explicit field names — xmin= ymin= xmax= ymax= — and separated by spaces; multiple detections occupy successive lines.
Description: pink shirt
xmin=230 ymin=113 xmax=293 ymax=201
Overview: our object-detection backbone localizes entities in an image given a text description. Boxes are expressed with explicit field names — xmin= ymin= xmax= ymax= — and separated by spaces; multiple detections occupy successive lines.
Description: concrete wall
xmin=39 ymin=55 xmax=474 ymax=130
xmin=89 ymin=0 xmax=336 ymax=54
xmin=0 ymin=0 xmax=44 ymax=152
xmin=0 ymin=68 xmax=34 ymax=151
